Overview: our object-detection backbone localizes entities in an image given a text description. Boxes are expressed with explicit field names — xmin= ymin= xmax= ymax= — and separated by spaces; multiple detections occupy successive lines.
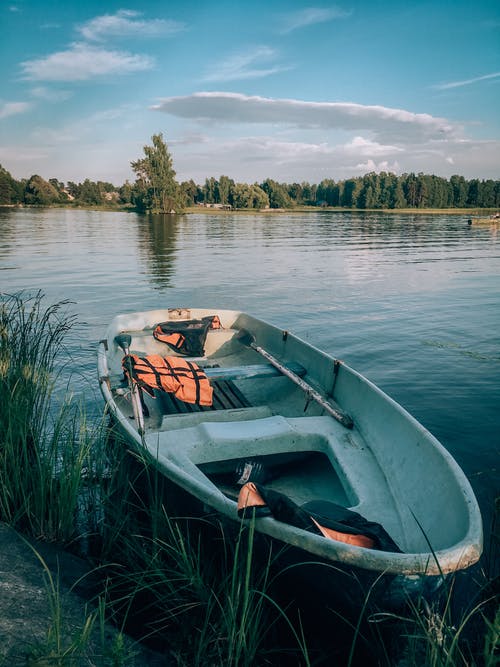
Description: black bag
xmin=153 ymin=315 xmax=219 ymax=356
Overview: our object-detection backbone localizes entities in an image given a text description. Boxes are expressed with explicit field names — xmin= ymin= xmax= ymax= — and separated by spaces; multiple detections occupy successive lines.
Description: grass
xmin=94 ymin=436 xmax=313 ymax=665
xmin=0 ymin=291 xmax=498 ymax=665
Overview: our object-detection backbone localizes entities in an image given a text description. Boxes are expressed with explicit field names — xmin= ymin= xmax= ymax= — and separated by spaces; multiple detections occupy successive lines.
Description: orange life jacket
xmin=309 ymin=517 xmax=375 ymax=549
xmin=122 ymin=354 xmax=213 ymax=406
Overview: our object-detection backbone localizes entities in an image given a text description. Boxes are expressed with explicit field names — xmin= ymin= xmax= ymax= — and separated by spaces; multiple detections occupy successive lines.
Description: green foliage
xmin=0 ymin=166 xmax=15 ymax=204
xmin=24 ymin=174 xmax=61 ymax=205
xmin=131 ymin=133 xmax=182 ymax=213
xmin=180 ymin=178 xmax=202 ymax=207
xmin=261 ymin=178 xmax=293 ymax=208
xmin=231 ymin=182 xmax=269 ymax=209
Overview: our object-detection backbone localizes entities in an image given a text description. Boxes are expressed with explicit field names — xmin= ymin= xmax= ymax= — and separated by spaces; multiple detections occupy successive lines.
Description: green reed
xmin=96 ymin=433 xmax=312 ymax=665
xmin=369 ymin=500 xmax=499 ymax=667
xmin=0 ymin=291 xmax=96 ymax=542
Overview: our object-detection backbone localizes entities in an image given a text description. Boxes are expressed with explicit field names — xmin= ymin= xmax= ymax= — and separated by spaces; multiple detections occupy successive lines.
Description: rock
xmin=0 ymin=523 xmax=167 ymax=665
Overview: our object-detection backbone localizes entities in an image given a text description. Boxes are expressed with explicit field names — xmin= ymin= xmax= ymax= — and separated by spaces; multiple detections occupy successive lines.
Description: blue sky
xmin=1 ymin=1 xmax=499 ymax=185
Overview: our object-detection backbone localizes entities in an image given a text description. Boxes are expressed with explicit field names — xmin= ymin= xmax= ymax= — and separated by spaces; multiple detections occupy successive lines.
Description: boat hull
xmin=97 ymin=307 xmax=483 ymax=605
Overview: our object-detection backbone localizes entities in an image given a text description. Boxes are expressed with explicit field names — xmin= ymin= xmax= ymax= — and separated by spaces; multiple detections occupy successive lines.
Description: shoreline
xmin=2 ymin=203 xmax=498 ymax=217
xmin=184 ymin=206 xmax=499 ymax=216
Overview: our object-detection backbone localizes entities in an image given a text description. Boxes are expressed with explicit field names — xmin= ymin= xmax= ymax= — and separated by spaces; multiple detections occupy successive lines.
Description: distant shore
xmin=2 ymin=203 xmax=498 ymax=217
xmin=184 ymin=206 xmax=499 ymax=216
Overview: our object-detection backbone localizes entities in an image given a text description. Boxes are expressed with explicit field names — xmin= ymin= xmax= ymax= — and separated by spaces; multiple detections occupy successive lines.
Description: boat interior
xmin=106 ymin=321 xmax=410 ymax=551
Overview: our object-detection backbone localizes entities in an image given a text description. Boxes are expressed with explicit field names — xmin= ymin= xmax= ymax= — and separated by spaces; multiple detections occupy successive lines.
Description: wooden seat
xmin=202 ymin=361 xmax=306 ymax=382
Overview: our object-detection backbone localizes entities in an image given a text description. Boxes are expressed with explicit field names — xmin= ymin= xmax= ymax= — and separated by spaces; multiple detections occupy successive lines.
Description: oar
xmin=237 ymin=330 xmax=353 ymax=429
xmin=114 ymin=333 xmax=145 ymax=434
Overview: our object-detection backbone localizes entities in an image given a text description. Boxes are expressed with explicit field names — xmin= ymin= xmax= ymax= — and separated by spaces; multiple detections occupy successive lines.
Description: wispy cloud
xmin=433 ymin=71 xmax=500 ymax=90
xmin=279 ymin=6 xmax=351 ymax=33
xmin=30 ymin=86 xmax=72 ymax=102
xmin=21 ymin=42 xmax=154 ymax=82
xmin=0 ymin=101 xmax=31 ymax=120
xmin=202 ymin=47 xmax=292 ymax=82
xmin=29 ymin=104 xmax=140 ymax=145
xmin=78 ymin=9 xmax=186 ymax=41
xmin=152 ymin=92 xmax=456 ymax=143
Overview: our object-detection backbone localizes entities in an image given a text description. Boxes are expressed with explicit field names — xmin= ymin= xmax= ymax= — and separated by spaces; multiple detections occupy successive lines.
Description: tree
xmin=24 ymin=175 xmax=61 ymax=205
xmin=231 ymin=183 xmax=269 ymax=209
xmin=180 ymin=179 xmax=200 ymax=207
xmin=388 ymin=177 xmax=407 ymax=209
xmin=203 ymin=177 xmax=217 ymax=204
xmin=341 ymin=179 xmax=360 ymax=207
xmin=317 ymin=179 xmax=340 ymax=206
xmin=402 ymin=173 xmax=417 ymax=207
xmin=131 ymin=133 xmax=182 ymax=213
xmin=450 ymin=175 xmax=468 ymax=208
xmin=78 ymin=179 xmax=102 ymax=205
xmin=466 ymin=179 xmax=480 ymax=207
xmin=217 ymin=175 xmax=233 ymax=205
xmin=288 ymin=182 xmax=303 ymax=204
xmin=119 ymin=180 xmax=134 ymax=205
xmin=0 ymin=166 xmax=14 ymax=204
xmin=260 ymin=179 xmax=292 ymax=208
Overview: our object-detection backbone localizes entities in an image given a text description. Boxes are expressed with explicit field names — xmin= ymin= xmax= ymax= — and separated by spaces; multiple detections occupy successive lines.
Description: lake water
xmin=1 ymin=207 xmax=498 ymax=535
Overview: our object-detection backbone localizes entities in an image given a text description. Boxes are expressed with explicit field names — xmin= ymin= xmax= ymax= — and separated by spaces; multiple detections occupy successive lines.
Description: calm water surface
xmin=1 ymin=208 xmax=498 ymax=530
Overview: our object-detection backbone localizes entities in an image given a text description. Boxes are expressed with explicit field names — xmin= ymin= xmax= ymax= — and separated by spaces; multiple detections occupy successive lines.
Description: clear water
xmin=1 ymin=207 xmax=498 ymax=529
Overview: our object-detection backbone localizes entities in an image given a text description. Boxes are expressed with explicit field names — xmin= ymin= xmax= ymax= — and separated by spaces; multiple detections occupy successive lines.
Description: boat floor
xmin=201 ymin=450 xmax=350 ymax=507
xmin=158 ymin=378 xmax=251 ymax=415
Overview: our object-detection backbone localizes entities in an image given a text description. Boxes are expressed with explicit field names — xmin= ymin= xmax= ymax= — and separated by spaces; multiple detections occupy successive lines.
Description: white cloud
xmin=279 ymin=6 xmax=351 ymax=33
xmin=20 ymin=42 xmax=154 ymax=82
xmin=78 ymin=9 xmax=186 ymax=41
xmin=152 ymin=92 xmax=456 ymax=143
xmin=0 ymin=101 xmax=31 ymax=120
xmin=202 ymin=46 xmax=292 ymax=82
xmin=433 ymin=71 xmax=500 ymax=90
xmin=344 ymin=136 xmax=403 ymax=156
xmin=351 ymin=159 xmax=400 ymax=174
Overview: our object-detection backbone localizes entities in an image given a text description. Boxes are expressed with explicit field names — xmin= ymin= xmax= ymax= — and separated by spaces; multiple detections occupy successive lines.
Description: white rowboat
xmin=97 ymin=308 xmax=483 ymax=606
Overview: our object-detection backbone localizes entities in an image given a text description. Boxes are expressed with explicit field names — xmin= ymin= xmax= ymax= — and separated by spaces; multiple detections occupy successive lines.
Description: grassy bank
xmin=1 ymin=292 xmax=498 ymax=665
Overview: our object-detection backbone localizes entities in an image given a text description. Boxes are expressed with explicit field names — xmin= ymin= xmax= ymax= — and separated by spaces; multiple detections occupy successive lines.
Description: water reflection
xmin=137 ymin=213 xmax=179 ymax=290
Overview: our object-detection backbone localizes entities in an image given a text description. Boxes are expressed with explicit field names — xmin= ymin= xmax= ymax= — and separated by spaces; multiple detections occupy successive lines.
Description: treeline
xmin=1 ymin=163 xmax=498 ymax=210
xmin=0 ymin=166 xmax=136 ymax=208
xmin=190 ymin=172 xmax=500 ymax=209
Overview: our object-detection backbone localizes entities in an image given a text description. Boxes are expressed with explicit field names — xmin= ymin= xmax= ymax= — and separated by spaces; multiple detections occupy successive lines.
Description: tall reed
xmin=369 ymin=504 xmax=499 ymax=667
xmin=96 ymin=433 xmax=312 ymax=665
xmin=0 ymin=291 xmax=96 ymax=542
